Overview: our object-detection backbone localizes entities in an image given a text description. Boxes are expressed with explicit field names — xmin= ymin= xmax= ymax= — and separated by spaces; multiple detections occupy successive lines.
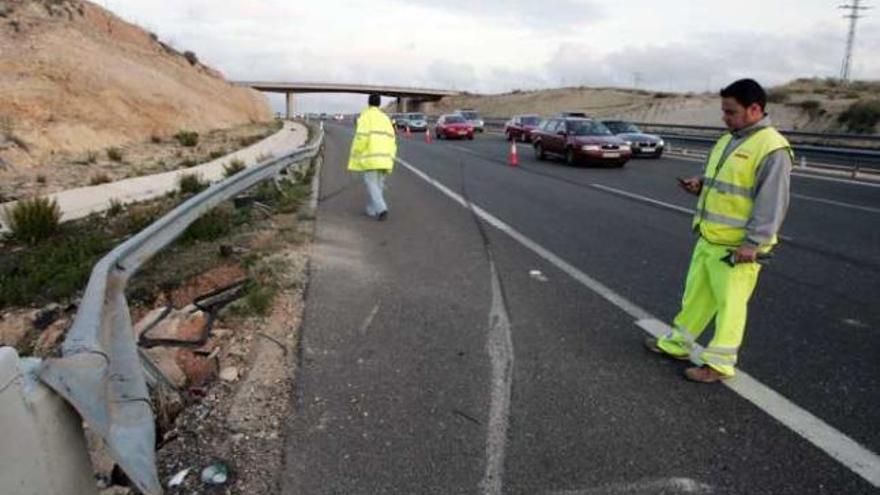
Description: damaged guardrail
xmin=37 ymin=123 xmax=324 ymax=495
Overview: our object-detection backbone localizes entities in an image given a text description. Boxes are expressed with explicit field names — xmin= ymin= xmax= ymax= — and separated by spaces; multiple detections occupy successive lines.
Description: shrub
xmin=209 ymin=149 xmax=227 ymax=160
xmin=4 ymin=196 xmax=61 ymax=244
xmin=180 ymin=206 xmax=232 ymax=243
xmin=150 ymin=135 xmax=162 ymax=144
xmin=180 ymin=158 xmax=197 ymax=168
xmin=653 ymin=92 xmax=674 ymax=99
xmin=107 ymin=147 xmax=123 ymax=162
xmin=90 ymin=172 xmax=111 ymax=185
xmin=106 ymin=198 xmax=124 ymax=217
xmin=799 ymin=100 xmax=821 ymax=112
xmin=36 ymin=174 xmax=46 ymax=184
xmin=178 ymin=173 xmax=208 ymax=195
xmin=183 ymin=50 xmax=199 ymax=66
xmin=837 ymin=100 xmax=880 ymax=133
xmin=766 ymin=89 xmax=790 ymax=103
xmin=174 ymin=131 xmax=199 ymax=147
xmin=223 ymin=159 xmax=246 ymax=178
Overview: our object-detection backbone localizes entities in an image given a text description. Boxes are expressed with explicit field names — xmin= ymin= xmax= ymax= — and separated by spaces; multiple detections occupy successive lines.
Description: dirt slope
xmin=0 ymin=0 xmax=271 ymax=171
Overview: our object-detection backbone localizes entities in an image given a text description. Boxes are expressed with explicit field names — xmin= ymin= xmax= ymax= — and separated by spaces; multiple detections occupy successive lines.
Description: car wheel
xmin=535 ymin=142 xmax=545 ymax=160
xmin=468 ymin=134 xmax=474 ymax=140
xmin=506 ymin=131 xmax=513 ymax=141
xmin=616 ymin=160 xmax=628 ymax=168
xmin=566 ymin=148 xmax=576 ymax=166
xmin=654 ymin=151 xmax=663 ymax=159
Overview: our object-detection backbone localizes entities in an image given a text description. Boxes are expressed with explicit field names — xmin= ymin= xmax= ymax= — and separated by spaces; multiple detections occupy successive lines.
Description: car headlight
xmin=624 ymin=140 xmax=633 ymax=146
xmin=619 ymin=145 xmax=631 ymax=151
xmin=581 ymin=145 xmax=601 ymax=151
xmin=657 ymin=140 xmax=665 ymax=146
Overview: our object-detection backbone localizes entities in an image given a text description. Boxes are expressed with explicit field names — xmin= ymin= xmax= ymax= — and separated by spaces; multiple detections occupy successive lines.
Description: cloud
xmin=543 ymin=24 xmax=877 ymax=92
xmin=394 ymin=0 xmax=603 ymax=31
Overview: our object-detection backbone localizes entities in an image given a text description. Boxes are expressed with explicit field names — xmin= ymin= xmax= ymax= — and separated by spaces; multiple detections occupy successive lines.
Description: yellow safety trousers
xmin=657 ymin=237 xmax=761 ymax=377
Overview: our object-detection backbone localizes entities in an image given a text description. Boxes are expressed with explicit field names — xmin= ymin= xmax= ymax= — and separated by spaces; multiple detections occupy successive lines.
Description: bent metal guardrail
xmin=37 ymin=124 xmax=324 ymax=495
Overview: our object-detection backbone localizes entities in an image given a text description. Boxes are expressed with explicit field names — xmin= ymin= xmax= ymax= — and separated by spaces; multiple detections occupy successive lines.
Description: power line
xmin=839 ymin=0 xmax=872 ymax=82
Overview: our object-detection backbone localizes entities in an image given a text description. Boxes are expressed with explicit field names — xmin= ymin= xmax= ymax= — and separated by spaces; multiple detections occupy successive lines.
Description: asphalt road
xmin=284 ymin=123 xmax=880 ymax=494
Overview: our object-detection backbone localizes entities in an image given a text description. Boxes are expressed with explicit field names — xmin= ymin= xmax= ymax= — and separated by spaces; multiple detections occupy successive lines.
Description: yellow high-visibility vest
xmin=693 ymin=127 xmax=791 ymax=247
xmin=348 ymin=107 xmax=397 ymax=172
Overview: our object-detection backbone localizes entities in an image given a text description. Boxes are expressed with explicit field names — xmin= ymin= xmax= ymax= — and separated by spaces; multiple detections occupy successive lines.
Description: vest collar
xmin=731 ymin=115 xmax=772 ymax=139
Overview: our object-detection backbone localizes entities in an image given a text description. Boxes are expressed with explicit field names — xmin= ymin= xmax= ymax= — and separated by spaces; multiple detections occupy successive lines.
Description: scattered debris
xmin=167 ymin=467 xmax=190 ymax=487
xmin=200 ymin=462 xmax=229 ymax=485
xmin=529 ymin=269 xmax=548 ymax=282
xmin=219 ymin=366 xmax=239 ymax=382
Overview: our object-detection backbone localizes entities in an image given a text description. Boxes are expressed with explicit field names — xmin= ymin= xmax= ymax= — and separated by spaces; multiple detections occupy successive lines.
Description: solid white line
xmin=791 ymin=172 xmax=880 ymax=188
xmin=792 ymin=193 xmax=880 ymax=214
xmin=396 ymin=156 xmax=880 ymax=489
xmin=589 ymin=183 xmax=695 ymax=215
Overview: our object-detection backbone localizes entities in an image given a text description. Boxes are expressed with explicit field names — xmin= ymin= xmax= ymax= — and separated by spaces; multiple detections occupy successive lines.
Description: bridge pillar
xmin=285 ymin=92 xmax=295 ymax=119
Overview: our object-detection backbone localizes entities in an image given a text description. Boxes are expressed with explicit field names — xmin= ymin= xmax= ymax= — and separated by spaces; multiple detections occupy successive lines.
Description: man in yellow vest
xmin=646 ymin=79 xmax=793 ymax=383
xmin=348 ymin=94 xmax=397 ymax=221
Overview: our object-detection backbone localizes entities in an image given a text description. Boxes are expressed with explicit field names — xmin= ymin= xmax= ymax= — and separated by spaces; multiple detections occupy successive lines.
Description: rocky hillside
xmin=0 ymin=0 xmax=271 ymax=170
xmin=424 ymin=78 xmax=880 ymax=134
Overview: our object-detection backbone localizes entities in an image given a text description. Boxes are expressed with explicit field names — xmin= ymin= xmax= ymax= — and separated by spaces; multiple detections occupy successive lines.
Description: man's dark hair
xmin=720 ymin=79 xmax=766 ymax=110
xmin=368 ymin=94 xmax=381 ymax=107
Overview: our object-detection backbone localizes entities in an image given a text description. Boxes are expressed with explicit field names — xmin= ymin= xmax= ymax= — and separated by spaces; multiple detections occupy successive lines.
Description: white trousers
xmin=363 ymin=170 xmax=388 ymax=217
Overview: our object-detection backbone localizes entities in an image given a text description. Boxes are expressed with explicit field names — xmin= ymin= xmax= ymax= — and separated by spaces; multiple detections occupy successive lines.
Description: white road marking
xmin=792 ymin=193 xmax=880 ymax=214
xmin=588 ymin=183 xmax=795 ymax=242
xmin=358 ymin=303 xmax=381 ymax=335
xmin=396 ymin=156 xmax=880 ymax=489
xmin=549 ymin=477 xmax=713 ymax=494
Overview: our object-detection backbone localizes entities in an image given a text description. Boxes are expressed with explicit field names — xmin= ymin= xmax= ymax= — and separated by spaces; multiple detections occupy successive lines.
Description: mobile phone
xmin=676 ymin=177 xmax=689 ymax=187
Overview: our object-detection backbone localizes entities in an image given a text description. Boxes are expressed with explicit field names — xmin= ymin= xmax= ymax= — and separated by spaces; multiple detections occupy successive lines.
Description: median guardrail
xmin=36 ymin=122 xmax=324 ymax=495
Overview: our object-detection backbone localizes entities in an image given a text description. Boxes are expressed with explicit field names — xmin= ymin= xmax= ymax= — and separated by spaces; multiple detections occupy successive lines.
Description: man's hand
xmin=677 ymin=176 xmax=703 ymax=195
xmin=734 ymin=244 xmax=759 ymax=263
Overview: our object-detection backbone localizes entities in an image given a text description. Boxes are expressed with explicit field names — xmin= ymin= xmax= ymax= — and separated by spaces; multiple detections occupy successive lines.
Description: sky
xmin=99 ymin=0 xmax=880 ymax=113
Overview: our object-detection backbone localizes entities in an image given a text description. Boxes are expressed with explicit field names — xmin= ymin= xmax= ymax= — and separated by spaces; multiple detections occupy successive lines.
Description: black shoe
xmin=377 ymin=210 xmax=388 ymax=221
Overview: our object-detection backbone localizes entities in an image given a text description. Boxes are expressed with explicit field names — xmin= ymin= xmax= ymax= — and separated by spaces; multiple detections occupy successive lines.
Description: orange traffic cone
xmin=509 ymin=142 xmax=519 ymax=167
xmin=424 ymin=128 xmax=432 ymax=144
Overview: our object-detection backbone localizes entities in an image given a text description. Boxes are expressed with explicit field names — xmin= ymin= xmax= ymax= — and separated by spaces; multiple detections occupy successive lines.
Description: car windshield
xmin=460 ymin=112 xmax=479 ymax=120
xmin=605 ymin=122 xmax=640 ymax=133
xmin=445 ymin=116 xmax=465 ymax=123
xmin=521 ymin=116 xmax=541 ymax=125
xmin=568 ymin=120 xmax=612 ymax=136
xmin=408 ymin=113 xmax=425 ymax=120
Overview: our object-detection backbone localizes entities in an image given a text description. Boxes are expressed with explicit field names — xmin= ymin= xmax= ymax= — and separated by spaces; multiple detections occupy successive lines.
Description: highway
xmin=284 ymin=122 xmax=880 ymax=494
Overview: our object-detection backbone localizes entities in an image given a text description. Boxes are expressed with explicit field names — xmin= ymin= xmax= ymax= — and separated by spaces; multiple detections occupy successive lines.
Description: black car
xmin=601 ymin=120 xmax=665 ymax=158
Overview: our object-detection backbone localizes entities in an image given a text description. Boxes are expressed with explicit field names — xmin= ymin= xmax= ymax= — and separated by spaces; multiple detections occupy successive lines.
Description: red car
xmin=504 ymin=114 xmax=542 ymax=142
xmin=434 ymin=114 xmax=474 ymax=140
xmin=531 ymin=117 xmax=632 ymax=167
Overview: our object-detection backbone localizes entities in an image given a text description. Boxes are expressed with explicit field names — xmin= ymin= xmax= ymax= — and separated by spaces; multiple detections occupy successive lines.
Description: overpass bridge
xmin=234 ymin=81 xmax=462 ymax=118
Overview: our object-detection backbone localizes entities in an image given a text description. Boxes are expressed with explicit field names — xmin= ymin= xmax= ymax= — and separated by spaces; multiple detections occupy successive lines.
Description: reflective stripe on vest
xmin=693 ymin=127 xmax=791 ymax=246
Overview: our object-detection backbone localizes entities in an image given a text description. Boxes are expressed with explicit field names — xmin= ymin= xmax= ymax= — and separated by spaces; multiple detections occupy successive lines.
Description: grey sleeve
xmin=744 ymin=148 xmax=792 ymax=247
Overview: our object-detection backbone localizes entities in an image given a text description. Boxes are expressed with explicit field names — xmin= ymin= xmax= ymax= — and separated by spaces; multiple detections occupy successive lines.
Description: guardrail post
xmin=852 ymin=163 xmax=860 ymax=179
xmin=799 ymin=156 xmax=807 ymax=169
xmin=0 ymin=347 xmax=97 ymax=495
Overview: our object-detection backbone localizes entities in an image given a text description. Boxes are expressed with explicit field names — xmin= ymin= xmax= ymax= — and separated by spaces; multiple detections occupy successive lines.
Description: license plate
xmin=603 ymin=152 xmax=620 ymax=158
xmin=458 ymin=130 xmax=467 ymax=135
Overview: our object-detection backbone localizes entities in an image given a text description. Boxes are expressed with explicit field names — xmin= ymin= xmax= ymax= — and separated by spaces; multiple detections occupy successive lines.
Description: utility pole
xmin=839 ymin=0 xmax=872 ymax=82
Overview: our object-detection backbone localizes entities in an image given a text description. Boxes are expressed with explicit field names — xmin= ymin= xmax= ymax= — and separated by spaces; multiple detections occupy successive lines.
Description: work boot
xmin=644 ymin=336 xmax=689 ymax=361
xmin=377 ymin=210 xmax=388 ymax=222
xmin=684 ymin=366 xmax=731 ymax=383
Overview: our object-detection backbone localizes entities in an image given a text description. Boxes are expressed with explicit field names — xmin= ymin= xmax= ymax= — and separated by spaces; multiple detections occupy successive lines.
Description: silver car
xmin=454 ymin=109 xmax=485 ymax=133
